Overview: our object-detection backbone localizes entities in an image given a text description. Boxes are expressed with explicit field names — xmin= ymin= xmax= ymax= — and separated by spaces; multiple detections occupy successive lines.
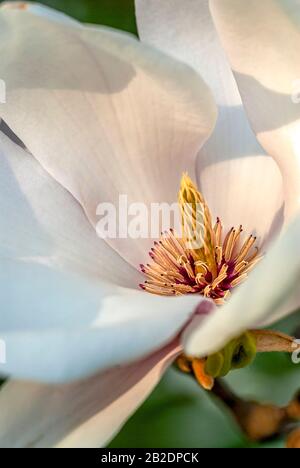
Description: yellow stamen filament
xmin=176 ymin=355 xmax=192 ymax=374
xmin=176 ymin=355 xmax=214 ymax=390
xmin=191 ymin=358 xmax=215 ymax=391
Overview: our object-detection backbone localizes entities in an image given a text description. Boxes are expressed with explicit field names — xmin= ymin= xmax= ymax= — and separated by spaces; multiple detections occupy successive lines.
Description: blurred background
xmin=1 ymin=0 xmax=300 ymax=448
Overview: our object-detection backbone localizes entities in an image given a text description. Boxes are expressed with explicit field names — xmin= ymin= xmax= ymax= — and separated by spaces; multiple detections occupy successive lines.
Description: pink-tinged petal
xmin=0 ymin=343 xmax=179 ymax=448
xmin=135 ymin=0 xmax=284 ymax=241
xmin=0 ymin=255 xmax=207 ymax=382
xmin=183 ymin=215 xmax=300 ymax=356
xmin=1 ymin=1 xmax=79 ymax=25
xmin=258 ymin=288 xmax=300 ymax=327
xmin=0 ymin=129 xmax=140 ymax=288
xmin=0 ymin=6 xmax=217 ymax=268
xmin=210 ymin=0 xmax=300 ymax=220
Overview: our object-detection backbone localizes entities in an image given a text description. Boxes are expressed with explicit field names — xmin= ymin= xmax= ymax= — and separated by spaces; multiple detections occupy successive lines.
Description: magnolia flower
xmin=0 ymin=0 xmax=299 ymax=448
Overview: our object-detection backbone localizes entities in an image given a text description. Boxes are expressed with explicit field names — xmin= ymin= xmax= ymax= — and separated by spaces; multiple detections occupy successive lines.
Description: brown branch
xmin=210 ymin=379 xmax=300 ymax=445
xmin=286 ymin=428 xmax=300 ymax=448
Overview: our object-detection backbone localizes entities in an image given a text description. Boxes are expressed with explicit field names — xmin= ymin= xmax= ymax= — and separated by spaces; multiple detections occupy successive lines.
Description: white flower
xmin=0 ymin=0 xmax=299 ymax=448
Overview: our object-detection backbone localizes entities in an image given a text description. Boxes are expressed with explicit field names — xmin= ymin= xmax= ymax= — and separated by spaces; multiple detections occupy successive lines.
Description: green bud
xmin=204 ymin=351 xmax=224 ymax=378
xmin=205 ymin=332 xmax=257 ymax=378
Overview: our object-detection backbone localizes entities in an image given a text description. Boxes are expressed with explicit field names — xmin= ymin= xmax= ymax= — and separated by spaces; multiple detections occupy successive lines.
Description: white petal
xmin=135 ymin=0 xmax=242 ymax=106
xmin=258 ymin=288 xmax=300 ymax=327
xmin=183 ymin=215 xmax=300 ymax=356
xmin=1 ymin=1 xmax=80 ymax=25
xmin=135 ymin=0 xmax=284 ymax=241
xmin=0 ymin=343 xmax=178 ymax=448
xmin=0 ymin=257 xmax=208 ymax=382
xmin=198 ymin=154 xmax=284 ymax=247
xmin=0 ymin=129 xmax=141 ymax=287
xmin=0 ymin=6 xmax=217 ymax=268
xmin=210 ymin=0 xmax=300 ymax=219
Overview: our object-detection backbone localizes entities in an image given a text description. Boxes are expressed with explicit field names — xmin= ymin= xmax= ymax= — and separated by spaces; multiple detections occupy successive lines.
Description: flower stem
xmin=209 ymin=379 xmax=300 ymax=446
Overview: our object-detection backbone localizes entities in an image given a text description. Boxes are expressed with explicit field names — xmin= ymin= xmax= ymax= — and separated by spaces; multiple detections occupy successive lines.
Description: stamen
xmin=176 ymin=355 xmax=215 ymax=390
xmin=215 ymin=246 xmax=223 ymax=266
xmin=141 ymin=175 xmax=262 ymax=302
xmin=191 ymin=358 xmax=214 ymax=391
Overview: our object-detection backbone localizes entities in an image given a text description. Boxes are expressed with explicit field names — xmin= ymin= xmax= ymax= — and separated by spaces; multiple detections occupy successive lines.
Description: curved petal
xmin=183 ymin=215 xmax=300 ymax=356
xmin=0 ymin=343 xmax=178 ymax=448
xmin=0 ymin=129 xmax=141 ymax=288
xmin=0 ymin=5 xmax=217 ymax=267
xmin=198 ymin=154 xmax=284 ymax=247
xmin=210 ymin=0 xmax=300 ymax=220
xmin=135 ymin=0 xmax=284 ymax=242
xmin=0 ymin=257 xmax=208 ymax=382
xmin=258 ymin=288 xmax=300 ymax=327
xmin=1 ymin=1 xmax=80 ymax=25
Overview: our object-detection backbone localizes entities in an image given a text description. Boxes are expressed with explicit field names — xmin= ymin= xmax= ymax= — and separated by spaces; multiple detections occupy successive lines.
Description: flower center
xmin=140 ymin=174 xmax=262 ymax=305
xmin=139 ymin=173 xmax=263 ymax=390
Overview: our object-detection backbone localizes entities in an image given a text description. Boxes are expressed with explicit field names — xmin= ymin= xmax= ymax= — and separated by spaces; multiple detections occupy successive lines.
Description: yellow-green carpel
xmin=205 ymin=332 xmax=257 ymax=378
